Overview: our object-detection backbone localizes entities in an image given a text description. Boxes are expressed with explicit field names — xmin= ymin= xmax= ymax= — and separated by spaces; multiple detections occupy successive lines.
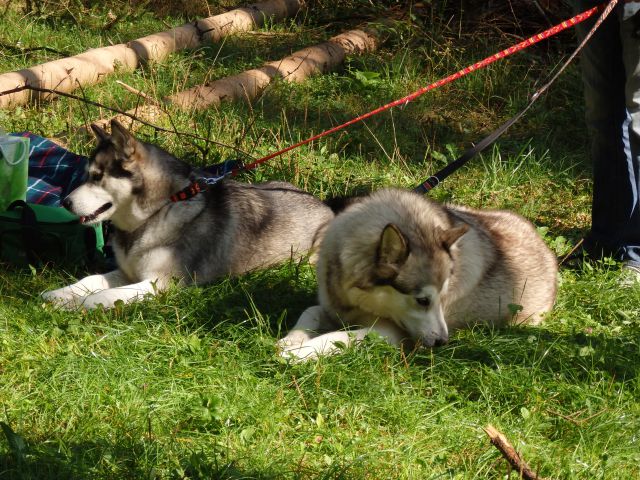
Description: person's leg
xmin=618 ymin=4 xmax=640 ymax=266
xmin=572 ymin=2 xmax=640 ymax=267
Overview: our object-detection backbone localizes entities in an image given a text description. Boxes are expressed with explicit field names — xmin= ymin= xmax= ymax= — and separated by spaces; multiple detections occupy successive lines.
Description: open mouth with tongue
xmin=79 ymin=202 xmax=113 ymax=224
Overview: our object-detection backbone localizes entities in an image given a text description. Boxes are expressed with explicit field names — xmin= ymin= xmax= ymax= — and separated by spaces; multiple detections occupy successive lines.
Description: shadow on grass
xmin=455 ymin=326 xmax=637 ymax=377
xmin=161 ymin=262 xmax=640 ymax=388
xmin=0 ymin=432 xmax=149 ymax=480
xmin=404 ymin=323 xmax=640 ymax=408
xmin=0 ymin=437 xmax=282 ymax=480
xmin=158 ymin=259 xmax=320 ymax=335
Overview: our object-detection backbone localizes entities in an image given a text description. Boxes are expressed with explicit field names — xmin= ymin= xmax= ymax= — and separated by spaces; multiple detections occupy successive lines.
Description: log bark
xmin=88 ymin=28 xmax=378 ymax=130
xmin=0 ymin=0 xmax=304 ymax=109
xmin=483 ymin=425 xmax=548 ymax=480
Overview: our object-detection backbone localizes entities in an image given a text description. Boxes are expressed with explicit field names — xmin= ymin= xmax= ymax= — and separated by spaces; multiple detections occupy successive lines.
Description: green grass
xmin=1 ymin=1 xmax=640 ymax=479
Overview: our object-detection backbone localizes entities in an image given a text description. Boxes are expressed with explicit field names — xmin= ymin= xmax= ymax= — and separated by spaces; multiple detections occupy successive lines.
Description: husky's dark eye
xmin=89 ymin=171 xmax=103 ymax=182
xmin=416 ymin=297 xmax=431 ymax=308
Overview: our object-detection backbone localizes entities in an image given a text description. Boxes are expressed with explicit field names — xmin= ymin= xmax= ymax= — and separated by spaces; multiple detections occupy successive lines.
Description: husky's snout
xmin=434 ymin=336 xmax=448 ymax=346
xmin=400 ymin=303 xmax=449 ymax=348
xmin=420 ymin=333 xmax=449 ymax=348
xmin=62 ymin=185 xmax=115 ymax=225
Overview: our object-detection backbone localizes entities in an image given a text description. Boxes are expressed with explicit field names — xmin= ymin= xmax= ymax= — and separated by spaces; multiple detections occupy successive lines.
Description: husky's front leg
xmin=277 ymin=306 xmax=330 ymax=353
xmin=42 ymin=270 xmax=130 ymax=308
xmin=80 ymin=279 xmax=160 ymax=309
xmin=281 ymin=316 xmax=406 ymax=361
xmin=280 ymin=328 xmax=370 ymax=361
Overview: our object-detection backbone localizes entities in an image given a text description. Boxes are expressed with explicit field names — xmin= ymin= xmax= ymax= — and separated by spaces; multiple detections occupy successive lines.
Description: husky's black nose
xmin=61 ymin=197 xmax=72 ymax=211
xmin=433 ymin=337 xmax=448 ymax=347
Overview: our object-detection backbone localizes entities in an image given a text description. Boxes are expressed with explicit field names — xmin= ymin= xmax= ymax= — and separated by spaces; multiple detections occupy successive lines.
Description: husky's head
xmin=62 ymin=120 xmax=188 ymax=230
xmin=62 ymin=120 xmax=142 ymax=226
xmin=353 ymin=222 xmax=468 ymax=347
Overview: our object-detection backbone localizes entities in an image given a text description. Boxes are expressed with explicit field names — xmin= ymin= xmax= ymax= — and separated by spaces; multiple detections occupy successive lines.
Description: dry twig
xmin=0 ymin=41 xmax=70 ymax=57
xmin=115 ymin=81 xmax=162 ymax=106
xmin=546 ymin=408 xmax=607 ymax=427
xmin=483 ymin=424 xmax=548 ymax=480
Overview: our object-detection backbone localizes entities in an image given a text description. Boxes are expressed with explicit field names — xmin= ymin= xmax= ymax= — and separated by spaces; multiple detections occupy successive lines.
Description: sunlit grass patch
xmin=1 ymin=2 xmax=639 ymax=479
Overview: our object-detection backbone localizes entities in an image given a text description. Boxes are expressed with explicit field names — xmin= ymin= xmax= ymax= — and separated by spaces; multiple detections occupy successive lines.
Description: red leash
xmin=238 ymin=4 xmax=606 ymax=174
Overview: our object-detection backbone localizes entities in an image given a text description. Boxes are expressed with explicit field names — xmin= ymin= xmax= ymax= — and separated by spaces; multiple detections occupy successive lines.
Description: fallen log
xmin=0 ymin=0 xmax=304 ymax=109
xmin=88 ymin=27 xmax=379 ymax=130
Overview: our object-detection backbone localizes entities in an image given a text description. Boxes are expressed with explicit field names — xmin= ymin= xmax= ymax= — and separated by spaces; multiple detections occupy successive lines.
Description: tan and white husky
xmin=278 ymin=188 xmax=558 ymax=360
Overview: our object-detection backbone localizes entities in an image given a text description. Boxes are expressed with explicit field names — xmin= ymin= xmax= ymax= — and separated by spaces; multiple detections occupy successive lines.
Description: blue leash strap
xmin=201 ymin=158 xmax=243 ymax=178
xmin=170 ymin=158 xmax=243 ymax=202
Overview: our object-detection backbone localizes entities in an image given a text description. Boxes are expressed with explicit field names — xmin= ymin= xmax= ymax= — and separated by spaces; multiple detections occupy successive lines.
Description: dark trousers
xmin=572 ymin=0 xmax=640 ymax=265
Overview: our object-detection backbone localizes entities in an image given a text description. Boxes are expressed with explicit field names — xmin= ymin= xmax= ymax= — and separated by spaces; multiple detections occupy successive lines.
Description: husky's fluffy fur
xmin=42 ymin=120 xmax=333 ymax=309
xmin=278 ymin=188 xmax=558 ymax=360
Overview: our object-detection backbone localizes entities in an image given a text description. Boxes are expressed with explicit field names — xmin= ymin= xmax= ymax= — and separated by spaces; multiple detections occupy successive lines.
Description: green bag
xmin=0 ymin=200 xmax=104 ymax=268
xmin=0 ymin=135 xmax=29 ymax=211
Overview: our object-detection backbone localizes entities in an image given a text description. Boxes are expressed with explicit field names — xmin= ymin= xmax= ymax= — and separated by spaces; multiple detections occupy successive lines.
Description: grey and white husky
xmin=42 ymin=120 xmax=333 ymax=309
xmin=278 ymin=188 xmax=558 ymax=360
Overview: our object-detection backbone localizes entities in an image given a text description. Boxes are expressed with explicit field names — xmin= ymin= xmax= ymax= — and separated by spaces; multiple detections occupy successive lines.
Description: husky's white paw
xmin=278 ymin=344 xmax=319 ymax=362
xmin=278 ymin=331 xmax=326 ymax=362
xmin=277 ymin=330 xmax=314 ymax=352
xmin=79 ymin=291 xmax=125 ymax=310
xmin=41 ymin=288 xmax=84 ymax=309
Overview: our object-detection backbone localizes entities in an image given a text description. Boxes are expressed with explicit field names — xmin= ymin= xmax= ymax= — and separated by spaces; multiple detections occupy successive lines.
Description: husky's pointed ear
xmin=90 ymin=123 xmax=110 ymax=142
xmin=376 ymin=223 xmax=410 ymax=278
xmin=437 ymin=224 xmax=469 ymax=252
xmin=110 ymin=119 xmax=136 ymax=158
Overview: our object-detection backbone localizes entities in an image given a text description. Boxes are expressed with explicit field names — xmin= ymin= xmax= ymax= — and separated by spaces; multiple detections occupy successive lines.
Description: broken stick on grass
xmin=483 ymin=425 xmax=548 ymax=480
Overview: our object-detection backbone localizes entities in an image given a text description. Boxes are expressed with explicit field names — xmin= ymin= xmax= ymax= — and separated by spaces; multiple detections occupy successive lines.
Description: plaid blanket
xmin=9 ymin=132 xmax=237 ymax=207
xmin=10 ymin=133 xmax=88 ymax=207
